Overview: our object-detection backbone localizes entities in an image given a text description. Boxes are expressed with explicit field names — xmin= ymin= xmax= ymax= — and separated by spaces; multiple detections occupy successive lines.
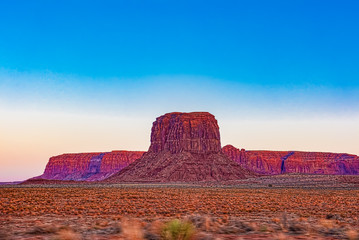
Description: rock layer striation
xmin=108 ymin=112 xmax=255 ymax=182
xmin=39 ymin=151 xmax=145 ymax=181
xmin=33 ymin=112 xmax=359 ymax=183
xmin=222 ymin=145 xmax=359 ymax=175
xmin=149 ymin=112 xmax=221 ymax=154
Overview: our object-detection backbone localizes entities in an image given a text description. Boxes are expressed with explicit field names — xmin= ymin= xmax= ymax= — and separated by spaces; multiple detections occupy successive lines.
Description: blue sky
xmin=0 ymin=0 xmax=358 ymax=84
xmin=0 ymin=1 xmax=359 ymax=181
xmin=1 ymin=0 xmax=359 ymax=115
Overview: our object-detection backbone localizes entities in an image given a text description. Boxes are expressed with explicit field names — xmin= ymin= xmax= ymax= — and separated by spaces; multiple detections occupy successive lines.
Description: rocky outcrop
xmin=284 ymin=152 xmax=359 ymax=175
xmin=222 ymin=145 xmax=359 ymax=175
xmin=149 ymin=112 xmax=221 ymax=154
xmin=108 ymin=112 xmax=255 ymax=182
xmin=39 ymin=151 xmax=145 ymax=181
xmin=109 ymin=151 xmax=254 ymax=182
xmin=32 ymin=111 xmax=359 ymax=183
xmin=99 ymin=151 xmax=146 ymax=174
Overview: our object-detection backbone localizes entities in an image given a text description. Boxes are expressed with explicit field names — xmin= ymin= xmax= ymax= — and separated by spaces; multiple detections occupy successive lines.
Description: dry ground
xmin=1 ymin=181 xmax=359 ymax=239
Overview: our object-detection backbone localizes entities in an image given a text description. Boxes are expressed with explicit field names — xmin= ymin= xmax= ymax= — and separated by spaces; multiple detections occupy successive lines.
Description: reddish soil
xmin=1 ymin=182 xmax=359 ymax=239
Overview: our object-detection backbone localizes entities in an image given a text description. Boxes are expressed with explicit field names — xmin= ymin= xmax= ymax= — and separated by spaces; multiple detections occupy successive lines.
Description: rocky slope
xmin=222 ymin=145 xmax=359 ymax=175
xmin=38 ymin=151 xmax=145 ymax=181
xmin=108 ymin=112 xmax=255 ymax=182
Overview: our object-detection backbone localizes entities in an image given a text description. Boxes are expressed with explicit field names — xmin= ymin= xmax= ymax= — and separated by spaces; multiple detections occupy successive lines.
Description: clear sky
xmin=0 ymin=0 xmax=359 ymax=181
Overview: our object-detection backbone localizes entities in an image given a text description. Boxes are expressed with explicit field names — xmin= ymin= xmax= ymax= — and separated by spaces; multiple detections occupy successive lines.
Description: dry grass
xmin=1 ymin=185 xmax=359 ymax=239
xmin=160 ymin=219 xmax=195 ymax=240
xmin=2 ymin=186 xmax=359 ymax=221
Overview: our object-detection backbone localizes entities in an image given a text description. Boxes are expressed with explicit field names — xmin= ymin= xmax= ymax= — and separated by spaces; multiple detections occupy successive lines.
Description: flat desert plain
xmin=1 ymin=176 xmax=359 ymax=240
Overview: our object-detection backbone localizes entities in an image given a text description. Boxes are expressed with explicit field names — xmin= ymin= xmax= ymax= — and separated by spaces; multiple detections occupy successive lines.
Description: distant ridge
xmin=0 ymin=181 xmax=23 ymax=185
xmin=27 ymin=112 xmax=359 ymax=184
xmin=32 ymin=150 xmax=145 ymax=181
xmin=222 ymin=145 xmax=359 ymax=175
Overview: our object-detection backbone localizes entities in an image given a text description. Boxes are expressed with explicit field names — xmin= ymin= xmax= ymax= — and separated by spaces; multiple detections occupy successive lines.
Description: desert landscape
xmin=1 ymin=2 xmax=359 ymax=239
xmin=1 ymin=112 xmax=359 ymax=240
xmin=1 ymin=182 xmax=359 ymax=239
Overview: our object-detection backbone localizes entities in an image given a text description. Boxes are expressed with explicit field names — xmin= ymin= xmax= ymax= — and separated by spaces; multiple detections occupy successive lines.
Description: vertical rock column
xmin=149 ymin=112 xmax=221 ymax=154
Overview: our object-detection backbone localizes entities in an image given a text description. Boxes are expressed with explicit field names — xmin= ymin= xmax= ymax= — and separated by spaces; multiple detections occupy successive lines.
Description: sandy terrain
xmin=1 ymin=176 xmax=359 ymax=239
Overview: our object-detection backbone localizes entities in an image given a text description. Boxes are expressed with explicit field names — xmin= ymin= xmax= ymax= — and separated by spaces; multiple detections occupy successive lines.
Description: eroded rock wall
xmin=40 ymin=151 xmax=145 ymax=181
xmin=149 ymin=112 xmax=221 ymax=154
xmin=222 ymin=145 xmax=359 ymax=175
xmin=108 ymin=112 xmax=255 ymax=182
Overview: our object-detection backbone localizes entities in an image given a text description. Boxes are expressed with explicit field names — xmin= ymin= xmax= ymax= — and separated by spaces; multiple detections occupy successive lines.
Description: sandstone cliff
xmin=222 ymin=145 xmax=359 ymax=175
xmin=33 ymin=111 xmax=359 ymax=183
xmin=108 ymin=112 xmax=255 ymax=182
xmin=39 ymin=151 xmax=145 ymax=181
xmin=149 ymin=112 xmax=221 ymax=154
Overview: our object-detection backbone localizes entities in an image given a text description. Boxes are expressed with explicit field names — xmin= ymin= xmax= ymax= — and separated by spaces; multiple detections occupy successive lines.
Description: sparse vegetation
xmin=1 ymin=185 xmax=358 ymax=239
xmin=161 ymin=219 xmax=195 ymax=240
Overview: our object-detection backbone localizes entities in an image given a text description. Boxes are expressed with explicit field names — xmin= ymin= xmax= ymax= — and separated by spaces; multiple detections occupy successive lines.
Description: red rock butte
xmin=149 ymin=112 xmax=221 ymax=154
xmin=107 ymin=112 xmax=255 ymax=182
xmin=31 ymin=111 xmax=359 ymax=183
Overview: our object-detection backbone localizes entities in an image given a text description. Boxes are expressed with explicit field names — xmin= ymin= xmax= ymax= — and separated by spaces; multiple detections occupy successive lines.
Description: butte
xmin=107 ymin=112 xmax=255 ymax=182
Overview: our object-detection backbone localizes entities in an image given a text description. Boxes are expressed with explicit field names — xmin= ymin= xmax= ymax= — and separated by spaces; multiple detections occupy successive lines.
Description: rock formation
xmin=38 ymin=151 xmax=145 ymax=181
xmin=222 ymin=145 xmax=359 ymax=175
xmin=149 ymin=112 xmax=221 ymax=154
xmin=107 ymin=112 xmax=255 ymax=182
xmin=32 ymin=112 xmax=359 ymax=183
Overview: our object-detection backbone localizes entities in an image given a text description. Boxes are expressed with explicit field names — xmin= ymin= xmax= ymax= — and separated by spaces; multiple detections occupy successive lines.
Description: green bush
xmin=161 ymin=219 xmax=195 ymax=240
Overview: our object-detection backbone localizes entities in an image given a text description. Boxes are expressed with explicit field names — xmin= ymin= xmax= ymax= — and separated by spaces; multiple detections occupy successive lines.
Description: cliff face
xmin=34 ymin=111 xmax=359 ymax=183
xmin=108 ymin=112 xmax=255 ymax=182
xmin=222 ymin=145 xmax=359 ymax=175
xmin=40 ymin=151 xmax=145 ymax=181
xmin=149 ymin=112 xmax=221 ymax=154
xmin=100 ymin=151 xmax=145 ymax=173
xmin=284 ymin=152 xmax=359 ymax=175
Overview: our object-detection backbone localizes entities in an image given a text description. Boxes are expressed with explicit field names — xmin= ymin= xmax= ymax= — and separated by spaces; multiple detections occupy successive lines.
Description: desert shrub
xmin=161 ymin=219 xmax=195 ymax=240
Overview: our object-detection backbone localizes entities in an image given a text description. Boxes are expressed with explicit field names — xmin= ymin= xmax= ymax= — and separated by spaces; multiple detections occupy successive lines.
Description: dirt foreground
xmin=1 ymin=184 xmax=359 ymax=239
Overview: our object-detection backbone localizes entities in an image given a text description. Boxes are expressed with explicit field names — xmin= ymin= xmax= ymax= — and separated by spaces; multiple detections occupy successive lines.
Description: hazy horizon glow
xmin=1 ymin=1 xmax=358 ymax=181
